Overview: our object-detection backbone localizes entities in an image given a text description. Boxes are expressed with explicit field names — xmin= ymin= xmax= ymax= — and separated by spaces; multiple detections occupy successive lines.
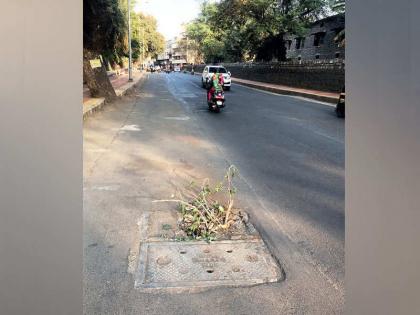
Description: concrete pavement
xmin=83 ymin=72 xmax=344 ymax=314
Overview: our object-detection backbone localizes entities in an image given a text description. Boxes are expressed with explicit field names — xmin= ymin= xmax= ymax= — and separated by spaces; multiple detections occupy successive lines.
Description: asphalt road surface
xmin=84 ymin=72 xmax=345 ymax=314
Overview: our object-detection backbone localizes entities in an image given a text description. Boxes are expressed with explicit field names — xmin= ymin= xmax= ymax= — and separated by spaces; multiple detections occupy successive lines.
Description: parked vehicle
xmin=202 ymin=65 xmax=232 ymax=91
xmin=207 ymin=90 xmax=226 ymax=113
xmin=174 ymin=66 xmax=181 ymax=72
xmin=336 ymin=86 xmax=345 ymax=118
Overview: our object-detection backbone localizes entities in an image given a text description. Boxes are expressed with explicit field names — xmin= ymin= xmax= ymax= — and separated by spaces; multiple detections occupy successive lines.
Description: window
xmin=335 ymin=52 xmax=340 ymax=58
xmin=287 ymin=40 xmax=292 ymax=50
xmin=208 ymin=67 xmax=227 ymax=73
xmin=313 ymin=32 xmax=325 ymax=46
xmin=315 ymin=54 xmax=320 ymax=59
xmin=295 ymin=37 xmax=305 ymax=49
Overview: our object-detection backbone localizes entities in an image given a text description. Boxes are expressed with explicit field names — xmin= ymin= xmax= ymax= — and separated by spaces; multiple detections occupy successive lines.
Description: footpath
xmin=83 ymin=70 xmax=145 ymax=119
xmin=232 ymin=77 xmax=340 ymax=103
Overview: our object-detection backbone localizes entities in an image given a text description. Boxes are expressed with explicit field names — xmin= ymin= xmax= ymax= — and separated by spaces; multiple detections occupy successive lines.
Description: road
xmin=84 ymin=72 xmax=344 ymax=314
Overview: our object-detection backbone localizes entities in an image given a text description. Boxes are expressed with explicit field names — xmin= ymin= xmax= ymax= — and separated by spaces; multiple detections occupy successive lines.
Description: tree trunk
xmin=83 ymin=49 xmax=116 ymax=101
xmin=277 ymin=33 xmax=287 ymax=62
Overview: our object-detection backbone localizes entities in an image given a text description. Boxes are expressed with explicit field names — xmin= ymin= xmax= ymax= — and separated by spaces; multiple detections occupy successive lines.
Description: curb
xmin=83 ymin=72 xmax=146 ymax=120
xmin=233 ymin=81 xmax=339 ymax=104
xmin=83 ymin=97 xmax=106 ymax=120
xmin=191 ymin=72 xmax=338 ymax=104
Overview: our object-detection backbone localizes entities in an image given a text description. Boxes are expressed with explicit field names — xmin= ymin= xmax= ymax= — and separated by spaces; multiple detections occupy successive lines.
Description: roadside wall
xmin=185 ymin=62 xmax=345 ymax=93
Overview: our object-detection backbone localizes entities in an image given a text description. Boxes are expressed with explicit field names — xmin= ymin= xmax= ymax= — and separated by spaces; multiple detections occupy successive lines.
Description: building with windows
xmin=155 ymin=36 xmax=189 ymax=68
xmin=171 ymin=39 xmax=188 ymax=66
xmin=286 ymin=13 xmax=345 ymax=61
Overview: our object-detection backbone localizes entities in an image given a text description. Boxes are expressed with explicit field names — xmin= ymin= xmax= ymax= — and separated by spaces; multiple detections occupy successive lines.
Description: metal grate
xmin=135 ymin=239 xmax=283 ymax=289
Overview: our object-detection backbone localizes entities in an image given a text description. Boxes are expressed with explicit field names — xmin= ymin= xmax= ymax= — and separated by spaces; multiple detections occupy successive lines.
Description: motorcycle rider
xmin=207 ymin=73 xmax=224 ymax=102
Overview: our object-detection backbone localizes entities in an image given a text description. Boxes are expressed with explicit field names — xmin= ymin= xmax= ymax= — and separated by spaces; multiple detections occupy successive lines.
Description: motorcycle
xmin=207 ymin=90 xmax=225 ymax=112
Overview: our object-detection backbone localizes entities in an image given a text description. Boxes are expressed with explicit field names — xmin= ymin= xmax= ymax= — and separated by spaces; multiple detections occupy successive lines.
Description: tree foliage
xmin=185 ymin=0 xmax=342 ymax=63
xmin=83 ymin=0 xmax=127 ymax=62
xmin=131 ymin=13 xmax=165 ymax=62
xmin=331 ymin=0 xmax=345 ymax=47
xmin=84 ymin=0 xmax=164 ymax=68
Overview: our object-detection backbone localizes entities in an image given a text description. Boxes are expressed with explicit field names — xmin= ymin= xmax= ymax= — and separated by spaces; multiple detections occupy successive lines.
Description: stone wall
xmin=187 ymin=62 xmax=345 ymax=93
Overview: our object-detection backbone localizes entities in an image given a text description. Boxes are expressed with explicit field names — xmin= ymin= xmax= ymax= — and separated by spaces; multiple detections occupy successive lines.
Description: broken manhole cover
xmin=135 ymin=239 xmax=283 ymax=289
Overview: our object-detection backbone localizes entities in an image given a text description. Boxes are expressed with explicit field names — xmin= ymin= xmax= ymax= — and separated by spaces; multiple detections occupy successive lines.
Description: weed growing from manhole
xmin=178 ymin=165 xmax=239 ymax=240
xmin=153 ymin=165 xmax=249 ymax=242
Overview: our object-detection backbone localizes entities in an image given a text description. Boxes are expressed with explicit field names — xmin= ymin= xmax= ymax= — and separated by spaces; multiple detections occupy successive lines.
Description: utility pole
xmin=127 ymin=0 xmax=133 ymax=81
xmin=142 ymin=27 xmax=145 ymax=70
xmin=186 ymin=35 xmax=189 ymax=64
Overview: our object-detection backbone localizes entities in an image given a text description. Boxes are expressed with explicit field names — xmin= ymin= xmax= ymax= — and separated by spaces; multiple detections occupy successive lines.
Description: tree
xmin=131 ymin=13 xmax=165 ymax=63
xmin=331 ymin=0 xmax=345 ymax=47
xmin=83 ymin=0 xmax=127 ymax=99
xmin=83 ymin=0 xmax=164 ymax=98
xmin=185 ymin=0 xmax=330 ymax=62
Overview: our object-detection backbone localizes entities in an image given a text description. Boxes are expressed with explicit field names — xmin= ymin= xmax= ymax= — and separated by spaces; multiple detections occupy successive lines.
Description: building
xmin=286 ymin=13 xmax=345 ymax=61
xmin=171 ymin=38 xmax=188 ymax=66
xmin=155 ymin=36 xmax=189 ymax=68
xmin=155 ymin=40 xmax=172 ymax=67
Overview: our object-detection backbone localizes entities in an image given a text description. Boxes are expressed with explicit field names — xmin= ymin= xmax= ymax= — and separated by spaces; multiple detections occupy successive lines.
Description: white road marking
xmin=163 ymin=116 xmax=190 ymax=121
xmin=92 ymin=185 xmax=120 ymax=191
xmin=112 ymin=124 xmax=141 ymax=131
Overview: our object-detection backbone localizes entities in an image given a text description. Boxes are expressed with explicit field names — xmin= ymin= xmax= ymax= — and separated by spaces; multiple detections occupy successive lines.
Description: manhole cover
xmin=135 ymin=239 xmax=282 ymax=289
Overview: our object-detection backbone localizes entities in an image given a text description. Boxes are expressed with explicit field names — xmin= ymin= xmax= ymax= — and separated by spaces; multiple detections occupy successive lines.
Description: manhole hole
xmin=156 ymin=256 xmax=172 ymax=266
xmin=135 ymin=239 xmax=282 ymax=289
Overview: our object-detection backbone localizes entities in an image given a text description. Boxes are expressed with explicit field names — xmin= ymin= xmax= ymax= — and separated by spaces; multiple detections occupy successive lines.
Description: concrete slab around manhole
xmin=135 ymin=239 xmax=283 ymax=290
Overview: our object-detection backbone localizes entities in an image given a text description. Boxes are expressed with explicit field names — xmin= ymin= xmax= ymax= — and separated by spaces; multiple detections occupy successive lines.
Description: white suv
xmin=202 ymin=65 xmax=232 ymax=91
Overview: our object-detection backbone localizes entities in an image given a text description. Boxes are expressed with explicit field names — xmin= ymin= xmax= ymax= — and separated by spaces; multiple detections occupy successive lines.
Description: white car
xmin=174 ymin=66 xmax=181 ymax=72
xmin=201 ymin=65 xmax=232 ymax=91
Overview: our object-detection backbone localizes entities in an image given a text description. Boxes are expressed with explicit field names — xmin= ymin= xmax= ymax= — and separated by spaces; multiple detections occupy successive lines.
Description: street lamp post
xmin=128 ymin=0 xmax=133 ymax=81
xmin=186 ymin=35 xmax=189 ymax=64
xmin=142 ymin=27 xmax=145 ymax=70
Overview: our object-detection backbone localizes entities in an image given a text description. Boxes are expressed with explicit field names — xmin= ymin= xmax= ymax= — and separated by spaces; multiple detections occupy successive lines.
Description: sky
xmin=134 ymin=0 xmax=203 ymax=41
